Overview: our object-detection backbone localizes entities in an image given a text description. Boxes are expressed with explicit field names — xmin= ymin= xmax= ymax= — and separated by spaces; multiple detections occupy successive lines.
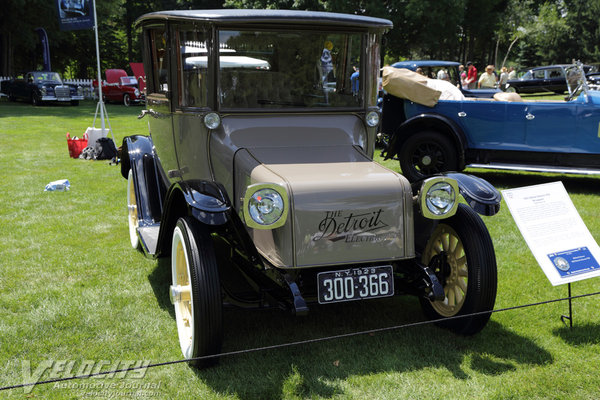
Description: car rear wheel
xmin=399 ymin=130 xmax=458 ymax=182
xmin=127 ymin=169 xmax=140 ymax=250
xmin=171 ymin=217 xmax=223 ymax=368
xmin=123 ymin=94 xmax=131 ymax=106
xmin=419 ymin=204 xmax=497 ymax=335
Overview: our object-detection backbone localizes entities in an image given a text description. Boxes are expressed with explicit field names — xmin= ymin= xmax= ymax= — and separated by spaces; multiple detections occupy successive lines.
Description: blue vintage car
xmin=380 ymin=63 xmax=600 ymax=181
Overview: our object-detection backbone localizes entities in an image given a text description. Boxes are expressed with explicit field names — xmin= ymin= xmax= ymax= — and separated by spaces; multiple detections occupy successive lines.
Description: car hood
xmin=234 ymin=145 xmax=415 ymax=268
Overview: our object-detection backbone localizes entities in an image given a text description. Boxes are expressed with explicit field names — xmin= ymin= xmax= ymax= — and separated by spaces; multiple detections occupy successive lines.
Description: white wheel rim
xmin=423 ymin=224 xmax=468 ymax=317
xmin=127 ymin=170 xmax=140 ymax=249
xmin=171 ymin=226 xmax=195 ymax=359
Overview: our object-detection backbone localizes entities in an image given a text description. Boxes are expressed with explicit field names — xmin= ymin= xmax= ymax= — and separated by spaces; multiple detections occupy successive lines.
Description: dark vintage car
xmin=391 ymin=60 xmax=500 ymax=98
xmin=99 ymin=69 xmax=144 ymax=106
xmin=506 ymin=64 xmax=597 ymax=94
xmin=380 ymin=63 xmax=600 ymax=181
xmin=122 ymin=9 xmax=502 ymax=367
xmin=2 ymin=71 xmax=84 ymax=106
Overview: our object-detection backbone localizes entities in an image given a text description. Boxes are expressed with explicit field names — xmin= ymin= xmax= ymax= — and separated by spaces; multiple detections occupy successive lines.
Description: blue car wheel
xmin=400 ymin=130 xmax=458 ymax=182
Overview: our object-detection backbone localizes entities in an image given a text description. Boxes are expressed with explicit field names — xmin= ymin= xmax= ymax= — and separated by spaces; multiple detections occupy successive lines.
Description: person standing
xmin=508 ymin=66 xmax=517 ymax=80
xmin=459 ymin=64 xmax=468 ymax=89
xmin=478 ymin=65 xmax=497 ymax=88
xmin=498 ymin=66 xmax=509 ymax=90
xmin=466 ymin=62 xmax=478 ymax=89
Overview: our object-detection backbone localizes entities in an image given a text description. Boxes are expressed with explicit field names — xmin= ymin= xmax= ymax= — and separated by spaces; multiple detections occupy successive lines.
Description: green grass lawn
xmin=1 ymin=99 xmax=600 ymax=399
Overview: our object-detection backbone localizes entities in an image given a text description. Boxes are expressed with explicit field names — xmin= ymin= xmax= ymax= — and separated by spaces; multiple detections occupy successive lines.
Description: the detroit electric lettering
xmin=313 ymin=209 xmax=393 ymax=242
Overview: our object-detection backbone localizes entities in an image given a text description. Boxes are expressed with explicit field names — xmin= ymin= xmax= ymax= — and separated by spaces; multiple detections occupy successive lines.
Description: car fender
xmin=387 ymin=112 xmax=468 ymax=170
xmin=121 ymin=135 xmax=162 ymax=224
xmin=443 ymin=172 xmax=501 ymax=216
xmin=152 ymin=179 xmax=233 ymax=256
xmin=122 ymin=135 xmax=233 ymax=254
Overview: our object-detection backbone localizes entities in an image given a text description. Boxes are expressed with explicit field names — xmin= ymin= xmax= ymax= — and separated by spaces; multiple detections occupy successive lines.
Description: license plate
xmin=317 ymin=265 xmax=394 ymax=304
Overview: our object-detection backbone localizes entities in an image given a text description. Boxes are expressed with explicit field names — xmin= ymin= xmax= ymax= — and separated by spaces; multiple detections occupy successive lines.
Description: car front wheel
xmin=399 ymin=130 xmax=458 ymax=182
xmin=123 ymin=94 xmax=131 ymax=106
xmin=170 ymin=217 xmax=223 ymax=368
xmin=419 ymin=204 xmax=497 ymax=335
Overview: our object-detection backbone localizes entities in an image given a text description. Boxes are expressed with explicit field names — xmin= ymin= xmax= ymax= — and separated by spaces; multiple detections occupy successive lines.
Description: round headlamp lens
xmin=426 ymin=182 xmax=455 ymax=215
xmin=366 ymin=110 xmax=380 ymax=127
xmin=248 ymin=188 xmax=284 ymax=225
xmin=204 ymin=112 xmax=221 ymax=130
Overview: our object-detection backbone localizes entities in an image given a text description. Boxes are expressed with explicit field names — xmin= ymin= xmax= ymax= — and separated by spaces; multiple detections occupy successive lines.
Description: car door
xmin=16 ymin=74 xmax=32 ymax=99
xmin=145 ymin=26 xmax=179 ymax=186
xmin=575 ymin=96 xmax=600 ymax=154
xmin=171 ymin=26 xmax=213 ymax=183
xmin=523 ymin=100 xmax=576 ymax=151
xmin=456 ymin=99 xmax=527 ymax=150
xmin=545 ymin=67 xmax=566 ymax=94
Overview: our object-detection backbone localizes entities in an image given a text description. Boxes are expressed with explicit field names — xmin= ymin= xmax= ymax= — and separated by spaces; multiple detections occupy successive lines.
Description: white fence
xmin=0 ymin=76 xmax=96 ymax=99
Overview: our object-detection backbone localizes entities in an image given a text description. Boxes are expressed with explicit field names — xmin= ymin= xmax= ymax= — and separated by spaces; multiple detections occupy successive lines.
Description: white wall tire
xmin=127 ymin=169 xmax=140 ymax=250
xmin=170 ymin=217 xmax=222 ymax=368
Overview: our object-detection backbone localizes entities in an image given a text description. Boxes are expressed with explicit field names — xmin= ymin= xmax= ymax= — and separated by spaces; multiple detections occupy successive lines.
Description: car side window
xmin=548 ymin=68 xmax=564 ymax=78
xmin=533 ymin=70 xmax=545 ymax=79
xmin=149 ymin=28 xmax=169 ymax=94
xmin=178 ymin=29 xmax=208 ymax=108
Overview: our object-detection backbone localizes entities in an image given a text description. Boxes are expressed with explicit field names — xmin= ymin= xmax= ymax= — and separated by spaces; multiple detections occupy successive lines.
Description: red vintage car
xmin=99 ymin=69 xmax=145 ymax=106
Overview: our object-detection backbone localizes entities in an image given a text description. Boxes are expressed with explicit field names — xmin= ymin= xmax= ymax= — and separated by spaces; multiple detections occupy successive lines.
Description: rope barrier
xmin=2 ymin=290 xmax=599 ymax=392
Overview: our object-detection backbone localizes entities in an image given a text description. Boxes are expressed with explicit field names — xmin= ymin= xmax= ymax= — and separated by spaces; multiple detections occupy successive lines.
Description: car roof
xmin=391 ymin=60 xmax=460 ymax=69
xmin=136 ymin=9 xmax=393 ymax=29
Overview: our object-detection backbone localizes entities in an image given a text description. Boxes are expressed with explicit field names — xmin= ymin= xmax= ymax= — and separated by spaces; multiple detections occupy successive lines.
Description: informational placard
xmin=56 ymin=0 xmax=94 ymax=31
xmin=502 ymin=181 xmax=600 ymax=286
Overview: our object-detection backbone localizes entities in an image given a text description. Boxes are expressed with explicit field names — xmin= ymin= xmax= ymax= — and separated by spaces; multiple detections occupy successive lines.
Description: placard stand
xmin=560 ymin=283 xmax=573 ymax=328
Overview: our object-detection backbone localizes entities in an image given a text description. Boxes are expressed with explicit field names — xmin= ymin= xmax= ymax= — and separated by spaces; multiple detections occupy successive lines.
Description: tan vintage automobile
xmin=121 ymin=9 xmax=502 ymax=368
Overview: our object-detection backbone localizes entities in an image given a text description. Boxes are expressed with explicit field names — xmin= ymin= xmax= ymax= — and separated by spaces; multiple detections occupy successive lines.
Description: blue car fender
xmin=387 ymin=111 xmax=468 ymax=170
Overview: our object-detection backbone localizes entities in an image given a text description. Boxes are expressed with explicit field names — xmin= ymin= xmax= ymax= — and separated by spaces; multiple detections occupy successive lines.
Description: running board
xmin=138 ymin=224 xmax=160 ymax=256
xmin=467 ymin=163 xmax=600 ymax=175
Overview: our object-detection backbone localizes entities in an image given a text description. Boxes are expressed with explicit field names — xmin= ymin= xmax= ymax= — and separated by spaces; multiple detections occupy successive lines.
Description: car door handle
xmin=458 ymin=112 xmax=467 ymax=117
xmin=526 ymin=113 xmax=535 ymax=120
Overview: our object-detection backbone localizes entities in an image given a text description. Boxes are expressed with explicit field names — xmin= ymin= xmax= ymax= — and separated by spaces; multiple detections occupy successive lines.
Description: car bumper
xmin=41 ymin=95 xmax=84 ymax=102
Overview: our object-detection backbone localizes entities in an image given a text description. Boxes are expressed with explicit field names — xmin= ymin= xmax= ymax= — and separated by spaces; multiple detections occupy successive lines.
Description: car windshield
xmin=565 ymin=64 xmax=587 ymax=97
xmin=32 ymin=72 xmax=62 ymax=83
xmin=120 ymin=77 xmax=138 ymax=86
xmin=216 ymin=29 xmax=363 ymax=109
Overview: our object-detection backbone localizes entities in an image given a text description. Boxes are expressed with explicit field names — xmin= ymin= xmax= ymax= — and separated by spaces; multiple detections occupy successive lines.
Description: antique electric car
xmin=381 ymin=63 xmax=600 ymax=182
xmin=122 ymin=10 xmax=502 ymax=367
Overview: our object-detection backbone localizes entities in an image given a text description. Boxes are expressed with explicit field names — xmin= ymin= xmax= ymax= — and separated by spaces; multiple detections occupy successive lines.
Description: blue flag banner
xmin=35 ymin=28 xmax=51 ymax=71
xmin=56 ymin=0 xmax=94 ymax=31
